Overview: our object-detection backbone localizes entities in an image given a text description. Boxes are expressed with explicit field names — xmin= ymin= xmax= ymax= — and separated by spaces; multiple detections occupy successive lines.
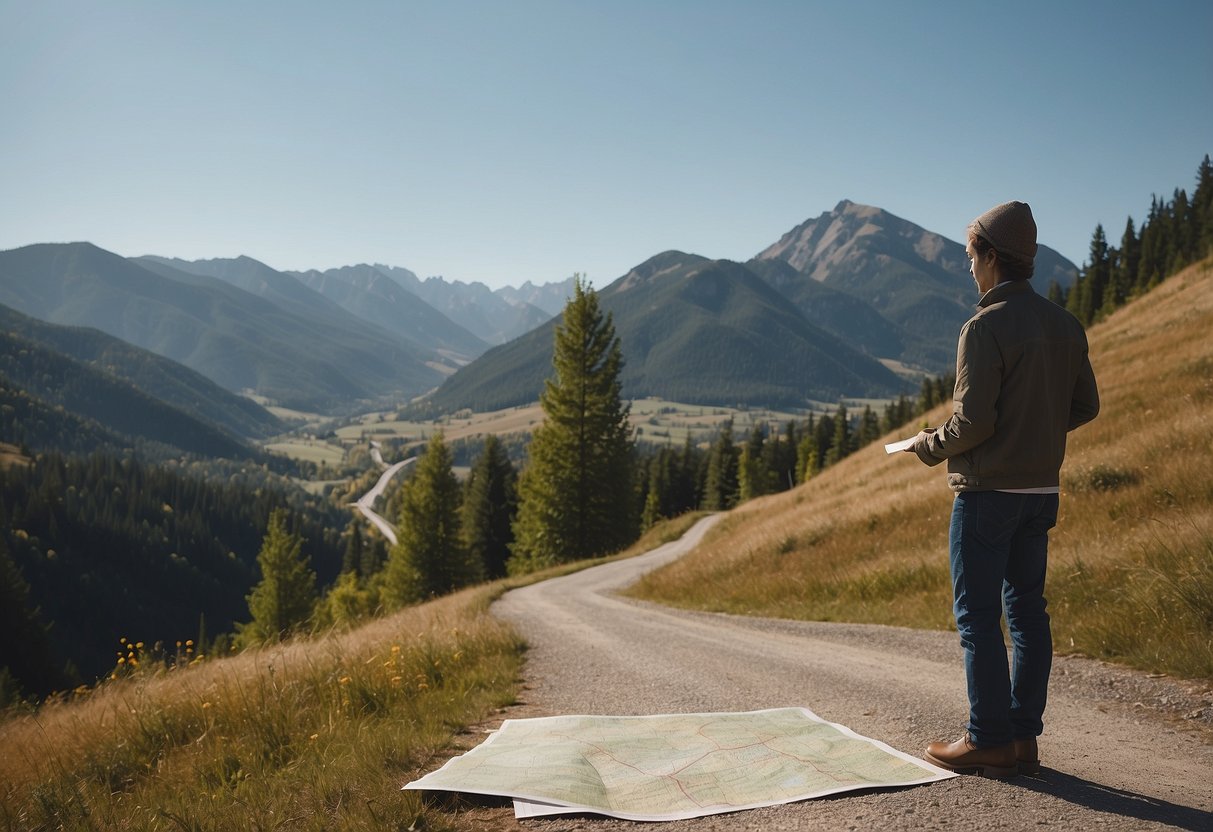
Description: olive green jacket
xmin=914 ymin=279 xmax=1100 ymax=491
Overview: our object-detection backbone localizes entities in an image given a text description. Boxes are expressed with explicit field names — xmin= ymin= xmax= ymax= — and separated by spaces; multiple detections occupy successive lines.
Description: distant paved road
xmin=489 ymin=515 xmax=1213 ymax=831
xmin=354 ymin=455 xmax=414 ymax=545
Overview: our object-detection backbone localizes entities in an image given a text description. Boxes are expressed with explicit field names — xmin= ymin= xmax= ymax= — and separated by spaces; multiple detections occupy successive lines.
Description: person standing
xmin=907 ymin=201 xmax=1099 ymax=777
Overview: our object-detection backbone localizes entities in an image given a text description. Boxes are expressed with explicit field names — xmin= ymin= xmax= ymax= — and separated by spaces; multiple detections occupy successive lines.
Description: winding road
xmin=487 ymin=515 xmax=1213 ymax=831
xmin=353 ymin=442 xmax=414 ymax=545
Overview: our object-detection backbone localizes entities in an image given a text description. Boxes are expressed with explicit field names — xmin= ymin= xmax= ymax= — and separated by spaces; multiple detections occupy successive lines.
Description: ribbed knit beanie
xmin=969 ymin=201 xmax=1037 ymax=265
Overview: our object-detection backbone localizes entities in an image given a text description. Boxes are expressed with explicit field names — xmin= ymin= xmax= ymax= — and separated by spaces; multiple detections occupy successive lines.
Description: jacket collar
xmin=977 ymin=279 xmax=1034 ymax=309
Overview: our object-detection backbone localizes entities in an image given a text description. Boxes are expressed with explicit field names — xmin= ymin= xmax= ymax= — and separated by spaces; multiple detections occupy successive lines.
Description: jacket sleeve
xmin=914 ymin=318 xmax=1001 ymax=466
xmin=1068 ymin=347 xmax=1099 ymax=430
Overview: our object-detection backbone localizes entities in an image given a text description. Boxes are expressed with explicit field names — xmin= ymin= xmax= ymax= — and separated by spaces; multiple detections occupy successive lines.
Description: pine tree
xmin=0 ymin=535 xmax=66 ymax=699
xmin=703 ymin=419 xmax=740 ymax=510
xmin=1171 ymin=188 xmax=1194 ymax=271
xmin=361 ymin=535 xmax=387 ymax=579
xmin=341 ymin=523 xmax=363 ymax=576
xmin=1194 ymin=154 xmax=1213 ymax=258
xmin=1099 ymin=217 xmax=1132 ymax=313
xmin=239 ymin=508 xmax=317 ymax=645
xmin=384 ymin=433 xmax=475 ymax=604
xmin=856 ymin=405 xmax=881 ymax=448
xmin=738 ymin=425 xmax=770 ymax=502
xmin=773 ymin=421 xmax=798 ymax=491
xmin=674 ymin=434 xmax=701 ymax=513
xmin=796 ymin=432 xmax=819 ymax=484
xmin=881 ymin=395 xmax=912 ymax=434
xmin=813 ymin=413 xmax=834 ymax=471
xmin=462 ymin=434 xmax=518 ymax=580
xmin=510 ymin=278 xmax=635 ymax=573
xmin=1046 ymin=280 xmax=1065 ymax=306
xmin=825 ymin=401 xmax=851 ymax=466
xmin=641 ymin=487 xmax=662 ymax=530
xmin=1070 ymin=223 xmax=1110 ymax=324
xmin=1137 ymin=195 xmax=1164 ymax=290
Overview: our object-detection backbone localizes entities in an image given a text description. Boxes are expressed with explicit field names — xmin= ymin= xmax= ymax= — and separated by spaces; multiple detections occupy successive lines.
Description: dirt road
xmin=480 ymin=515 xmax=1213 ymax=831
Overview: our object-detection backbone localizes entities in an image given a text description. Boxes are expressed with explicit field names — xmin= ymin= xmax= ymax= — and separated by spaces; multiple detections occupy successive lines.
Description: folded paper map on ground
xmin=404 ymin=707 xmax=955 ymax=821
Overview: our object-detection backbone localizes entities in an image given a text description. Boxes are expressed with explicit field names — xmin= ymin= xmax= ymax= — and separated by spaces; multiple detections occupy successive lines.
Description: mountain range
xmin=424 ymin=251 xmax=908 ymax=412
xmin=0 ymin=201 xmax=1079 ymax=419
xmin=0 ymin=244 xmax=443 ymax=413
xmin=423 ymin=201 xmax=1080 ymax=412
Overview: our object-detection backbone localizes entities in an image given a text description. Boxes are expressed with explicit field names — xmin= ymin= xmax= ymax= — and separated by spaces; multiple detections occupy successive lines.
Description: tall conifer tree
xmin=1194 ymin=154 xmax=1213 ymax=257
xmin=703 ymin=419 xmax=740 ymax=510
xmin=462 ymin=434 xmax=518 ymax=580
xmin=510 ymin=278 xmax=634 ymax=573
xmin=341 ymin=523 xmax=363 ymax=576
xmin=385 ymin=433 xmax=475 ymax=603
xmin=0 ymin=535 xmax=66 ymax=698
xmin=239 ymin=508 xmax=317 ymax=645
xmin=825 ymin=401 xmax=851 ymax=466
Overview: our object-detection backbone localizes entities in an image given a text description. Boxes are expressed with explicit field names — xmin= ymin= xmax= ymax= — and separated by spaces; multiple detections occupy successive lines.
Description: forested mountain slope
xmin=0 ymin=302 xmax=281 ymax=439
xmin=0 ymin=243 xmax=441 ymax=412
xmin=422 ymin=252 xmax=909 ymax=413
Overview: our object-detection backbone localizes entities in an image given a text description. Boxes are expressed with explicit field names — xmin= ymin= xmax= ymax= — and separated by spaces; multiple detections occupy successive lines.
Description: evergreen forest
xmin=1053 ymin=155 xmax=1213 ymax=324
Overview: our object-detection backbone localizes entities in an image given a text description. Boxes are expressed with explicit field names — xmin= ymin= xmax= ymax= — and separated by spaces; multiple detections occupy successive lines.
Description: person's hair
xmin=969 ymin=231 xmax=1035 ymax=281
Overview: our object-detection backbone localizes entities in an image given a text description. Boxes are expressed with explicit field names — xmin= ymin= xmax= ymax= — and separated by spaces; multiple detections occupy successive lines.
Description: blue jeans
xmin=949 ymin=491 xmax=1058 ymax=747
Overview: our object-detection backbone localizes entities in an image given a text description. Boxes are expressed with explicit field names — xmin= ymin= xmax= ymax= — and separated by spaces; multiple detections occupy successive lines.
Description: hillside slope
xmin=0 ymin=329 xmax=259 ymax=460
xmin=0 ymin=303 xmax=281 ymax=439
xmin=630 ymin=259 xmax=1213 ymax=679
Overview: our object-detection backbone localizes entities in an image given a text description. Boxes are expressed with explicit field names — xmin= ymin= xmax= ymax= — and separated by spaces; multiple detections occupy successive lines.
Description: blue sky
xmin=2 ymin=1 xmax=1210 ymax=289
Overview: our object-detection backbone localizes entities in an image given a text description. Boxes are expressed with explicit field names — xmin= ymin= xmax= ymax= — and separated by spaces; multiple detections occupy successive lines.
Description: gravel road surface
xmin=453 ymin=515 xmax=1213 ymax=830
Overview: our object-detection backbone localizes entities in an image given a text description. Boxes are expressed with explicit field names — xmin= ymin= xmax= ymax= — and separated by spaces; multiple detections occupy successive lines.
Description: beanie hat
xmin=968 ymin=201 xmax=1037 ymax=265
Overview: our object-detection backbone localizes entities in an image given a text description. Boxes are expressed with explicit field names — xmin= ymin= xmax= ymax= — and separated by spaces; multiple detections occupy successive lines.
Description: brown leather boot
xmin=924 ymin=734 xmax=1018 ymax=778
xmin=1014 ymin=737 xmax=1041 ymax=775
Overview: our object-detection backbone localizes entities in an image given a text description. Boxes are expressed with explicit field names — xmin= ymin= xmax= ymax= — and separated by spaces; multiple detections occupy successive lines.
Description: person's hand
xmin=904 ymin=429 xmax=934 ymax=452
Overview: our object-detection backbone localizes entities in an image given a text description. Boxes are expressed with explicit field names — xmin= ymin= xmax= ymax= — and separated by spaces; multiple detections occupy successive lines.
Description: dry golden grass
xmin=630 ymin=259 xmax=1213 ymax=680
xmin=0 ymin=587 xmax=522 ymax=832
xmin=0 ymin=512 xmax=706 ymax=831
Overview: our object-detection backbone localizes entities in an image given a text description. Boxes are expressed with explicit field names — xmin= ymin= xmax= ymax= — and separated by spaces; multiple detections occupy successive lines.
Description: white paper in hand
xmin=884 ymin=437 xmax=917 ymax=455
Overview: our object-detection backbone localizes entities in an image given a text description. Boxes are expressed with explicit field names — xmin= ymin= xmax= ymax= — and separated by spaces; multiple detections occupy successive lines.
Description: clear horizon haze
xmin=2 ymin=0 xmax=1210 ymax=289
